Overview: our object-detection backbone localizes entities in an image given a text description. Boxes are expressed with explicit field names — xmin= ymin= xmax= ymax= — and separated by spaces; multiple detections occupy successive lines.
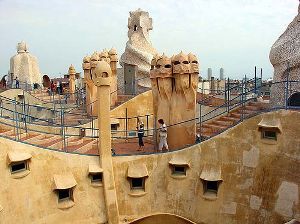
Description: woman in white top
xmin=158 ymin=119 xmax=169 ymax=151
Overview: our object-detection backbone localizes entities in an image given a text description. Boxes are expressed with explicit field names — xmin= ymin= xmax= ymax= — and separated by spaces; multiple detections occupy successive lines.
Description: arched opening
xmin=134 ymin=25 xmax=137 ymax=31
xmin=43 ymin=75 xmax=51 ymax=88
xmin=0 ymin=75 xmax=8 ymax=88
xmin=129 ymin=213 xmax=196 ymax=224
xmin=288 ymin=92 xmax=300 ymax=107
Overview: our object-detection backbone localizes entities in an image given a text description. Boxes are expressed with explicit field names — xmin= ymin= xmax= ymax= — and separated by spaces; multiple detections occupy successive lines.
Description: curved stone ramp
xmin=0 ymin=124 xmax=99 ymax=155
xmin=198 ymin=101 xmax=270 ymax=139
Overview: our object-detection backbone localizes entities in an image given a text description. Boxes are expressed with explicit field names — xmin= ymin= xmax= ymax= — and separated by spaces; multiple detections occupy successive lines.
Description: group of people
xmin=136 ymin=118 xmax=169 ymax=152
xmin=137 ymin=119 xmax=202 ymax=152
xmin=49 ymin=81 xmax=63 ymax=95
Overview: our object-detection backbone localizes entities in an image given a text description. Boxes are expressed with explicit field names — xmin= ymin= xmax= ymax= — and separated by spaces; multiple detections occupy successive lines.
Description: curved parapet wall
xmin=0 ymin=109 xmax=299 ymax=223
xmin=113 ymin=109 xmax=300 ymax=223
xmin=270 ymin=3 xmax=300 ymax=107
xmin=0 ymin=136 xmax=106 ymax=224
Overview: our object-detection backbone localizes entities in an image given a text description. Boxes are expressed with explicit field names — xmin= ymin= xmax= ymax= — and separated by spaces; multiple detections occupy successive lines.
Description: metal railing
xmin=0 ymin=66 xmax=298 ymax=156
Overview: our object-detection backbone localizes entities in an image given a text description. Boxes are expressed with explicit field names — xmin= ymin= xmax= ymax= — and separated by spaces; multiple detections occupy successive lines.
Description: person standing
xmin=137 ymin=120 xmax=144 ymax=151
xmin=195 ymin=133 xmax=201 ymax=144
xmin=59 ymin=81 xmax=63 ymax=94
xmin=50 ymin=81 xmax=55 ymax=95
xmin=56 ymin=80 xmax=60 ymax=94
xmin=158 ymin=119 xmax=168 ymax=151
xmin=15 ymin=76 xmax=19 ymax=89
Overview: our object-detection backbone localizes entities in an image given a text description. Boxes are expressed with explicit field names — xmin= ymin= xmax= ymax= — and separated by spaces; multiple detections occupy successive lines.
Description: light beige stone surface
xmin=83 ymin=49 xmax=119 ymax=116
xmin=150 ymin=52 xmax=198 ymax=150
xmin=275 ymin=181 xmax=299 ymax=217
xmin=242 ymin=146 xmax=259 ymax=168
xmin=250 ymin=195 xmax=262 ymax=210
xmin=10 ymin=41 xmax=42 ymax=85
xmin=0 ymin=139 xmax=106 ymax=224
xmin=109 ymin=48 xmax=119 ymax=107
xmin=0 ymin=109 xmax=299 ymax=224
xmin=120 ymin=9 xmax=157 ymax=88
xmin=68 ymin=64 xmax=76 ymax=94
xmin=270 ymin=2 xmax=300 ymax=106
xmin=92 ymin=60 xmax=120 ymax=224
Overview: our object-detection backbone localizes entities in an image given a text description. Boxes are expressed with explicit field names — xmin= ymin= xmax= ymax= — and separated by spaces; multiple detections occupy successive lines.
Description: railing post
xmin=227 ymin=78 xmax=230 ymax=113
xmin=199 ymin=102 xmax=202 ymax=143
xmin=63 ymin=109 xmax=67 ymax=151
xmin=14 ymin=97 xmax=18 ymax=141
xmin=153 ymin=115 xmax=157 ymax=152
xmin=224 ymin=78 xmax=227 ymax=106
xmin=146 ymin=114 xmax=149 ymax=137
xmin=254 ymin=66 xmax=257 ymax=94
xmin=125 ymin=108 xmax=128 ymax=140
xmin=241 ymin=78 xmax=244 ymax=121
xmin=260 ymin=68 xmax=263 ymax=96
xmin=60 ymin=109 xmax=63 ymax=146
xmin=0 ymin=98 xmax=2 ymax=117
xmin=23 ymin=90 xmax=27 ymax=133
xmin=285 ymin=62 xmax=290 ymax=109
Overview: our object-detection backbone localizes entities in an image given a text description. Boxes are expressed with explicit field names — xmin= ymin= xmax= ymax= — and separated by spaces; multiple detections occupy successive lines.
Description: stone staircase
xmin=0 ymin=92 xmax=138 ymax=154
xmin=0 ymin=125 xmax=99 ymax=155
xmin=29 ymin=89 xmax=63 ymax=103
xmin=198 ymin=101 xmax=269 ymax=139
xmin=111 ymin=94 xmax=135 ymax=109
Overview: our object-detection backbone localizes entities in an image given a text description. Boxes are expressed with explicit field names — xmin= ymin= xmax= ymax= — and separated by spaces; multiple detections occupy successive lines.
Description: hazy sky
xmin=0 ymin=0 xmax=298 ymax=79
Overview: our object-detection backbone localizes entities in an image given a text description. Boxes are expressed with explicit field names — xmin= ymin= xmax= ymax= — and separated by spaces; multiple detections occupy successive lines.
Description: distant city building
xmin=207 ymin=68 xmax=212 ymax=80
xmin=220 ymin=68 xmax=224 ymax=80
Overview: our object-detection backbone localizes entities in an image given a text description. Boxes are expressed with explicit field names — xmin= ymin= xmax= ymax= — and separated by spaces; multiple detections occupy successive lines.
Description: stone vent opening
xmin=203 ymin=180 xmax=219 ymax=196
xmin=111 ymin=123 xmax=119 ymax=131
xmin=131 ymin=178 xmax=144 ymax=190
xmin=262 ymin=130 xmax=277 ymax=140
xmin=172 ymin=165 xmax=186 ymax=176
xmin=11 ymin=161 xmax=27 ymax=173
xmin=57 ymin=188 xmax=74 ymax=203
xmin=91 ymin=173 xmax=103 ymax=183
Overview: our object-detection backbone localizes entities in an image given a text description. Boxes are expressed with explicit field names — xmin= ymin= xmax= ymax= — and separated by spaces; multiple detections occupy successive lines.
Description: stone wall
xmin=0 ymin=139 xmax=106 ymax=224
xmin=113 ymin=110 xmax=300 ymax=223
xmin=270 ymin=3 xmax=300 ymax=107
xmin=0 ymin=109 xmax=299 ymax=223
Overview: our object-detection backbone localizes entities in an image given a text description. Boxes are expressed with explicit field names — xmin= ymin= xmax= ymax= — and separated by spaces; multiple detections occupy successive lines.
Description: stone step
xmin=0 ymin=129 xmax=15 ymax=136
xmin=212 ymin=120 xmax=232 ymax=126
xmin=20 ymin=133 xmax=41 ymax=141
xmin=202 ymin=123 xmax=227 ymax=133
xmin=74 ymin=139 xmax=98 ymax=154
xmin=66 ymin=137 xmax=84 ymax=146
xmin=236 ymin=109 xmax=257 ymax=115
xmin=197 ymin=128 xmax=214 ymax=137
xmin=200 ymin=132 xmax=213 ymax=139
xmin=40 ymin=136 xmax=63 ymax=148
xmin=244 ymin=105 xmax=259 ymax=111
xmin=26 ymin=134 xmax=60 ymax=145
xmin=230 ymin=112 xmax=243 ymax=119
xmin=219 ymin=116 xmax=240 ymax=123
xmin=0 ymin=129 xmax=13 ymax=135
xmin=248 ymin=101 xmax=268 ymax=109
xmin=66 ymin=138 xmax=95 ymax=152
